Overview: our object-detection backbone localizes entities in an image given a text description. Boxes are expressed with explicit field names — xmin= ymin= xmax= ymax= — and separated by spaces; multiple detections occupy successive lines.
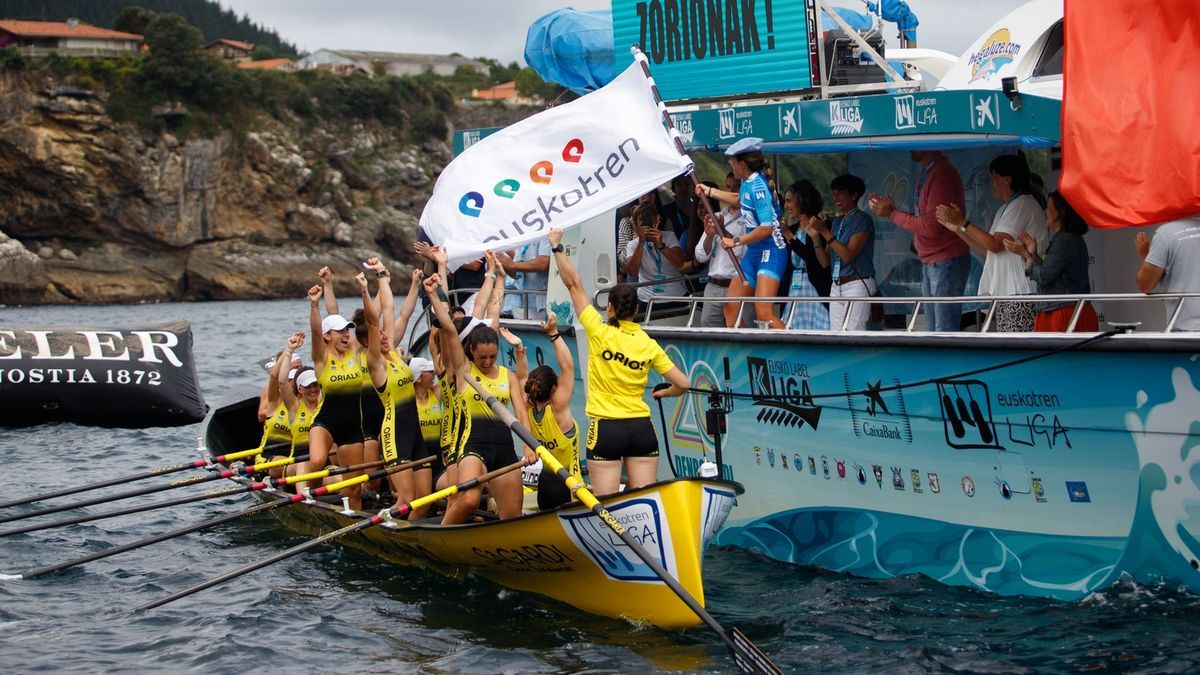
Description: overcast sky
xmin=217 ymin=0 xmax=1032 ymax=65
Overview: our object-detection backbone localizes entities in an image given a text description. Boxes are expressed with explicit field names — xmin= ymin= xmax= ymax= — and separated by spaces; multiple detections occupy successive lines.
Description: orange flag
xmin=1059 ymin=0 xmax=1200 ymax=228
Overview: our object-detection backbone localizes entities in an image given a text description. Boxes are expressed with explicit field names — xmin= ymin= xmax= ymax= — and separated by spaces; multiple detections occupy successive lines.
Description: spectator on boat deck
xmin=701 ymin=137 xmax=787 ymax=328
xmin=781 ymin=179 xmax=832 ymax=330
xmin=1135 ymin=214 xmax=1200 ymax=331
xmin=623 ymin=192 xmax=691 ymax=313
xmin=517 ymin=310 xmax=582 ymax=511
xmin=663 ymin=173 xmax=702 ymax=260
xmin=805 ymin=174 xmax=877 ymax=331
xmin=496 ymin=239 xmax=551 ymax=319
xmin=869 ymin=150 xmax=970 ymax=331
xmin=547 ymin=227 xmax=690 ymax=496
xmin=936 ymin=154 xmax=1049 ymax=332
xmin=694 ymin=174 xmax=749 ymax=328
xmin=617 ymin=191 xmax=659 ymax=280
xmin=1006 ymin=191 xmax=1099 ymax=332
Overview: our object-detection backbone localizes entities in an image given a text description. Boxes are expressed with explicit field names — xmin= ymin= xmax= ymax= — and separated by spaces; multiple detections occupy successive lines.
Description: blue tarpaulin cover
xmin=524 ymin=9 xmax=618 ymax=95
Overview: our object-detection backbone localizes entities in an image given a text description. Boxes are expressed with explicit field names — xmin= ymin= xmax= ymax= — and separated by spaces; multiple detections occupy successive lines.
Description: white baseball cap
xmin=321 ymin=314 xmax=353 ymax=333
xmin=296 ymin=370 xmax=319 ymax=388
xmin=409 ymin=357 xmax=434 ymax=376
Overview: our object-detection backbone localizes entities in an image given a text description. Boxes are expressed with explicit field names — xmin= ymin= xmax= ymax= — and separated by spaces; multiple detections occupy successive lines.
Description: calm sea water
xmin=1 ymin=300 xmax=1198 ymax=673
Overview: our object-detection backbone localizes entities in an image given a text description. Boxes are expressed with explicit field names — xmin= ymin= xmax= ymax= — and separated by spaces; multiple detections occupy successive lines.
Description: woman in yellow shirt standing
xmin=546 ymin=228 xmax=690 ymax=496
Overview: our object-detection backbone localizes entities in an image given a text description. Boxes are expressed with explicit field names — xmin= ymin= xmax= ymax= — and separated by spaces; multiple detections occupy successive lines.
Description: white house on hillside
xmin=296 ymin=49 xmax=487 ymax=77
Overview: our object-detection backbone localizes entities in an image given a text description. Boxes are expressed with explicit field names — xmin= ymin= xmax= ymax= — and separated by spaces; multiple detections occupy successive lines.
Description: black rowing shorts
xmin=585 ymin=417 xmax=659 ymax=462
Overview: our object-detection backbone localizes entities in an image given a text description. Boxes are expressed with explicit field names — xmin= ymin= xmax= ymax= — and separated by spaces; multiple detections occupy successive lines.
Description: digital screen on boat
xmin=611 ymin=0 xmax=819 ymax=102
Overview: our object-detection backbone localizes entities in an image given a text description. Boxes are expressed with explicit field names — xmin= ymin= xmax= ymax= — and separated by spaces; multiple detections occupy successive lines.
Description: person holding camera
xmin=622 ymin=189 xmax=689 ymax=312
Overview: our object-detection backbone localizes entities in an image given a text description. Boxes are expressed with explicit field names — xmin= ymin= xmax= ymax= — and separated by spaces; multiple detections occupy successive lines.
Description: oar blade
xmin=730 ymin=627 xmax=783 ymax=675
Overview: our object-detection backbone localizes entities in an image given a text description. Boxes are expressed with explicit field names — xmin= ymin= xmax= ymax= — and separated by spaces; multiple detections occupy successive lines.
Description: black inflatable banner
xmin=0 ymin=321 xmax=207 ymax=428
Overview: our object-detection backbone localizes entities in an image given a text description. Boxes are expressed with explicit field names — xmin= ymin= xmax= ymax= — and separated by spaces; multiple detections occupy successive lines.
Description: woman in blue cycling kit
xmin=697 ymin=137 xmax=786 ymax=328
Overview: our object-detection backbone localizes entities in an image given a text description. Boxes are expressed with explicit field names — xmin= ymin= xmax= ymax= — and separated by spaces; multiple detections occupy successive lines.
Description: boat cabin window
xmin=1033 ymin=20 xmax=1064 ymax=78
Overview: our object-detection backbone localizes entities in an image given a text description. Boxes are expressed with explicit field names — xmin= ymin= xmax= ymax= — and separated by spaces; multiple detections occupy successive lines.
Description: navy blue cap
xmin=724 ymin=137 xmax=764 ymax=156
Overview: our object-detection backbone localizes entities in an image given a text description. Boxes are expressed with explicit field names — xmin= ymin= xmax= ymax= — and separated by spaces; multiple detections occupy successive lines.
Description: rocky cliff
xmin=0 ymin=70 xmax=534 ymax=305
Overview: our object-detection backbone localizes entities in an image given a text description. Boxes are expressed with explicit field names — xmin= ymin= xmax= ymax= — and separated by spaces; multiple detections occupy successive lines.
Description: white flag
xmin=420 ymin=52 xmax=693 ymax=267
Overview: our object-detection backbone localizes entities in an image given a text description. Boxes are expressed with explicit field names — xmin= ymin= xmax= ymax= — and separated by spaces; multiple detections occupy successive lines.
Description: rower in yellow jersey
xmin=518 ymin=310 xmax=582 ymax=510
xmin=547 ymin=227 xmax=690 ymax=496
xmin=356 ymin=268 xmax=427 ymax=513
xmin=253 ymin=332 xmax=306 ymax=477
xmin=304 ymin=282 xmax=366 ymax=508
xmin=425 ymin=272 xmax=534 ymax=525
xmin=409 ymin=357 xmax=442 ymax=519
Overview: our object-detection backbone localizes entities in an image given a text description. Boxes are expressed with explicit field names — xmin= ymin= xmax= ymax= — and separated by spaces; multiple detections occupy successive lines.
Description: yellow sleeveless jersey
xmin=376 ymin=351 xmax=416 ymax=406
xmin=458 ymin=363 xmax=510 ymax=452
xmin=462 ymin=363 xmax=510 ymax=420
xmin=579 ymin=305 xmax=676 ymax=419
xmin=528 ymin=403 xmax=581 ymax=480
xmin=319 ymin=348 xmax=364 ymax=397
xmin=291 ymin=399 xmax=318 ymax=455
xmin=376 ymin=350 xmax=417 ymax=465
xmin=254 ymin=402 xmax=293 ymax=460
xmin=417 ymin=390 xmax=443 ymax=445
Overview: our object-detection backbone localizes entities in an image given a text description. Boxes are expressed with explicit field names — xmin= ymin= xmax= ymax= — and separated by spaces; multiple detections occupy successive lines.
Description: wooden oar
xmin=0 ymin=445 xmax=283 ymax=510
xmin=0 ymin=459 xmax=387 ymax=538
xmin=463 ymin=377 xmax=782 ymax=674
xmin=0 ymin=454 xmax=305 ymax=526
xmin=136 ymin=457 xmax=523 ymax=612
xmin=16 ymin=457 xmax=434 ymax=580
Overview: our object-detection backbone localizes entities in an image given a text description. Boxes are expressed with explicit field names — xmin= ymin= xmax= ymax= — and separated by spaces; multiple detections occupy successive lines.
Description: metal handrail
xmin=640 ymin=291 xmax=1200 ymax=332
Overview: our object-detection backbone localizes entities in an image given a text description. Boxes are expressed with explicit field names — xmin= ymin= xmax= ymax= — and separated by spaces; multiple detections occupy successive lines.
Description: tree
xmin=251 ymin=45 xmax=274 ymax=61
xmin=514 ymin=67 xmax=560 ymax=102
xmin=113 ymin=6 xmax=157 ymax=36
xmin=139 ymin=13 xmax=208 ymax=101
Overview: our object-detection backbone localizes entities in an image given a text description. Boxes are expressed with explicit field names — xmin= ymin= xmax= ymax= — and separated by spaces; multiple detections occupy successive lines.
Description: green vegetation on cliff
xmin=4 ymin=0 xmax=296 ymax=56
xmin=1 ymin=10 xmax=453 ymax=142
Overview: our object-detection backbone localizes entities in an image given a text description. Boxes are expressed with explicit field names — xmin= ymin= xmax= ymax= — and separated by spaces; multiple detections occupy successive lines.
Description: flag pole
xmin=630 ymin=47 xmax=748 ymax=284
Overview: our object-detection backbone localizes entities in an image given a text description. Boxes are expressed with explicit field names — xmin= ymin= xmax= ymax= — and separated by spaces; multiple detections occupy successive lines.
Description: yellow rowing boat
xmin=208 ymin=397 xmax=742 ymax=629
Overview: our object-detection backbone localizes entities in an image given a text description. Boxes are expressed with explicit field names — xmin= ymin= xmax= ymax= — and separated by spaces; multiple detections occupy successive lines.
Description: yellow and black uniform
xmin=528 ymin=403 xmax=580 ymax=510
xmin=416 ymin=389 xmax=444 ymax=477
xmin=312 ymin=348 xmax=366 ymax=444
xmin=579 ymin=304 xmax=676 ymax=461
xmin=254 ymin=402 xmax=293 ymax=463
xmin=458 ymin=362 xmax=517 ymax=470
xmin=375 ymin=351 xmax=423 ymax=466
xmin=438 ymin=370 xmax=461 ymax=466
xmin=291 ymin=398 xmax=318 ymax=458
xmin=358 ymin=350 xmax=384 ymax=442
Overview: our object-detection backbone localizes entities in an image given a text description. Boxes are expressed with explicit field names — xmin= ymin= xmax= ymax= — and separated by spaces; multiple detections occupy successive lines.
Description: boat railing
xmin=632 ymin=291 xmax=1200 ymax=333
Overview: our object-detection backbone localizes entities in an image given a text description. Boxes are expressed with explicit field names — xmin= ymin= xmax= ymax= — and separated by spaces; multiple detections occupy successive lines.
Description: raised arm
xmin=307 ymin=284 xmax=326 ymax=370
xmin=508 ymin=369 xmax=536 ymax=465
xmin=488 ymin=260 xmax=507 ymax=328
xmin=543 ymin=311 xmax=574 ymax=412
xmin=258 ymin=348 xmax=286 ymax=422
xmin=358 ymin=272 xmax=387 ymax=389
xmin=472 ymin=251 xmax=498 ymax=320
xmin=318 ymin=266 xmax=339 ymax=316
xmin=498 ymin=327 xmax=528 ymax=384
xmin=425 ymin=274 xmax=467 ymax=376
xmin=365 ymin=257 xmax=393 ymax=342
xmin=548 ymin=227 xmax=590 ymax=315
xmin=277 ymin=332 xmax=305 ymax=410
xmin=392 ymin=267 xmax=423 ymax=349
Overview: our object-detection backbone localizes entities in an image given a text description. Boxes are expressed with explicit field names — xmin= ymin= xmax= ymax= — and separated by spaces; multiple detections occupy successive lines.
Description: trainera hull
xmin=206 ymin=398 xmax=741 ymax=629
